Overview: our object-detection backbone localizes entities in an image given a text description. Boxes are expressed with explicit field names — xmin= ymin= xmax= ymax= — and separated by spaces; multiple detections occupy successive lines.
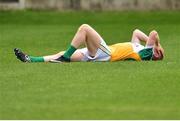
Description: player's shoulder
xmin=138 ymin=48 xmax=153 ymax=61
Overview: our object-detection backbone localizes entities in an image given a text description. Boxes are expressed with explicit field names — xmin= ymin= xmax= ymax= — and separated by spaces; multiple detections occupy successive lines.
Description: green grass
xmin=0 ymin=10 xmax=180 ymax=119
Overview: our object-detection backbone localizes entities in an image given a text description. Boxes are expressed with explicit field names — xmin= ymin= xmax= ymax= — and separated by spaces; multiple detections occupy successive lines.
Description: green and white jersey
xmin=132 ymin=42 xmax=153 ymax=61
xmin=138 ymin=48 xmax=153 ymax=61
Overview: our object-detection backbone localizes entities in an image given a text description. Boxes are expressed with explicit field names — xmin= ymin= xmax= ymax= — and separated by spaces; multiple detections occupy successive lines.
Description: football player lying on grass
xmin=14 ymin=24 xmax=164 ymax=63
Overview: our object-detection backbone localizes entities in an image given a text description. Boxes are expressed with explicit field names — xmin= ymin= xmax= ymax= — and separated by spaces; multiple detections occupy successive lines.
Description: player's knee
xmin=78 ymin=24 xmax=90 ymax=32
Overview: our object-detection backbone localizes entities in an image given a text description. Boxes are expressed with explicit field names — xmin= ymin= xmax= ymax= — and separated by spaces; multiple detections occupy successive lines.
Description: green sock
xmin=29 ymin=56 xmax=45 ymax=62
xmin=63 ymin=45 xmax=77 ymax=59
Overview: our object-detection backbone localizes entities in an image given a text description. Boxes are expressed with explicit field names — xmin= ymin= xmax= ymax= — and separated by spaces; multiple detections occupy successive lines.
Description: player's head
xmin=152 ymin=47 xmax=164 ymax=61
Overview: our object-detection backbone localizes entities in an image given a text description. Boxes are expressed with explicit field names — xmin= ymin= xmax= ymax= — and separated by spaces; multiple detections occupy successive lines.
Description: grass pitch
xmin=0 ymin=10 xmax=180 ymax=119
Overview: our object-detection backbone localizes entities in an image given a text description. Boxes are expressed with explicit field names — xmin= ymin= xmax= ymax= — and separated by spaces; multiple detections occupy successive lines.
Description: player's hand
xmin=154 ymin=45 xmax=164 ymax=58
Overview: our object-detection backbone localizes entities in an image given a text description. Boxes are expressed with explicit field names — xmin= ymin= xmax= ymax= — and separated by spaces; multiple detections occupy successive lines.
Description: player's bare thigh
xmin=81 ymin=24 xmax=103 ymax=56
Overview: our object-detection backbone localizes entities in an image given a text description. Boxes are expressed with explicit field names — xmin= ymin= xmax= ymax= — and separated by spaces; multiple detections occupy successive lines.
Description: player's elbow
xmin=150 ymin=30 xmax=158 ymax=36
xmin=134 ymin=29 xmax=140 ymax=32
xmin=133 ymin=29 xmax=141 ymax=35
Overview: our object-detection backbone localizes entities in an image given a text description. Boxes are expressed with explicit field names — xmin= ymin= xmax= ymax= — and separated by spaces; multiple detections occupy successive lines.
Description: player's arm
xmin=154 ymin=33 xmax=164 ymax=55
xmin=131 ymin=29 xmax=149 ymax=43
xmin=154 ymin=32 xmax=161 ymax=47
xmin=147 ymin=30 xmax=160 ymax=47
xmin=147 ymin=30 xmax=164 ymax=56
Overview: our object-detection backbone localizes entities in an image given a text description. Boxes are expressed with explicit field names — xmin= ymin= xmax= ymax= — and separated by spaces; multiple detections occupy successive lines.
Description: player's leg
xmin=43 ymin=51 xmax=65 ymax=62
xmin=55 ymin=24 xmax=104 ymax=62
xmin=71 ymin=24 xmax=103 ymax=56
xmin=14 ymin=48 xmax=64 ymax=62
xmin=14 ymin=24 xmax=104 ymax=63
xmin=44 ymin=50 xmax=84 ymax=62
xmin=14 ymin=48 xmax=84 ymax=62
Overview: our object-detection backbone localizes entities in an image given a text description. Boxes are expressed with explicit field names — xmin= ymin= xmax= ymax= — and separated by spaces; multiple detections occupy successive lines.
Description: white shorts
xmin=78 ymin=40 xmax=111 ymax=62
